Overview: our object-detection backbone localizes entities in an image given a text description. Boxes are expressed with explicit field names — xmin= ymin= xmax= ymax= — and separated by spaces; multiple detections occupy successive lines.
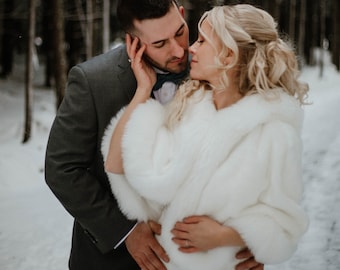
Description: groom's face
xmin=132 ymin=4 xmax=189 ymax=74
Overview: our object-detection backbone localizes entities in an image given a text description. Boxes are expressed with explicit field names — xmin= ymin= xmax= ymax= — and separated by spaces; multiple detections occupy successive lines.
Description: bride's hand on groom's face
xmin=126 ymin=33 xmax=156 ymax=96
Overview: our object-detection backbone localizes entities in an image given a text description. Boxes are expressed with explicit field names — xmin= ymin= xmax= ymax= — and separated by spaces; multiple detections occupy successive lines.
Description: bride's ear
xmin=223 ymin=49 xmax=235 ymax=65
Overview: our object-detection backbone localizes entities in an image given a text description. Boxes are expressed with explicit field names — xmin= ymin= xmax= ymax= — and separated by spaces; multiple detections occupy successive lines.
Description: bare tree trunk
xmin=86 ymin=0 xmax=94 ymax=59
xmin=187 ymin=0 xmax=211 ymax=43
xmin=289 ymin=0 xmax=296 ymax=42
xmin=297 ymin=0 xmax=306 ymax=67
xmin=332 ymin=0 xmax=340 ymax=70
xmin=23 ymin=0 xmax=37 ymax=143
xmin=269 ymin=0 xmax=282 ymax=22
xmin=65 ymin=1 xmax=81 ymax=70
xmin=102 ymin=0 xmax=110 ymax=53
xmin=92 ymin=0 xmax=102 ymax=55
xmin=75 ymin=0 xmax=87 ymax=41
xmin=0 ymin=0 xmax=15 ymax=78
xmin=42 ymin=0 xmax=54 ymax=87
xmin=308 ymin=1 xmax=319 ymax=66
xmin=52 ymin=0 xmax=67 ymax=108
xmin=319 ymin=0 xmax=326 ymax=78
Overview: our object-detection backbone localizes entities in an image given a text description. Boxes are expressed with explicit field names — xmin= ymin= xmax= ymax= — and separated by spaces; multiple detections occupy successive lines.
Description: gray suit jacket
xmin=45 ymin=45 xmax=140 ymax=270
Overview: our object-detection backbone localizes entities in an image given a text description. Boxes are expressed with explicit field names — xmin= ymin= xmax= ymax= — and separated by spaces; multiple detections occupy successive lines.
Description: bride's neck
xmin=213 ymin=87 xmax=243 ymax=110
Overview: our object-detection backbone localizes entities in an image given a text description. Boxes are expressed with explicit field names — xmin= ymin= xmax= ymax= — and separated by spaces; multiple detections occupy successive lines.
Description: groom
xmin=45 ymin=0 xmax=264 ymax=269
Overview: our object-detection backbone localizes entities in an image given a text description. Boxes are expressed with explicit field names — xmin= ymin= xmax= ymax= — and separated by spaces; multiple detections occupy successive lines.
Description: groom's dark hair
xmin=117 ymin=0 xmax=180 ymax=32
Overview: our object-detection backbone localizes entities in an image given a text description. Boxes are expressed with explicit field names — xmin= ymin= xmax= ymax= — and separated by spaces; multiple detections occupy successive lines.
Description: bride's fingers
xmin=125 ymin=33 xmax=139 ymax=61
xmin=134 ymin=44 xmax=146 ymax=63
xmin=125 ymin=33 xmax=132 ymax=56
xmin=129 ymin=36 xmax=140 ymax=61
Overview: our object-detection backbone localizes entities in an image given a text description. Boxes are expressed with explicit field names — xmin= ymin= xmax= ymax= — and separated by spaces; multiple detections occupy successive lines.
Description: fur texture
xmin=102 ymin=89 xmax=308 ymax=269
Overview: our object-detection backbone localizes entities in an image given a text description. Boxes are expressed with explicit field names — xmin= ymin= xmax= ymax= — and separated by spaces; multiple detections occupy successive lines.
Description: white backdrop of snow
xmin=0 ymin=53 xmax=339 ymax=269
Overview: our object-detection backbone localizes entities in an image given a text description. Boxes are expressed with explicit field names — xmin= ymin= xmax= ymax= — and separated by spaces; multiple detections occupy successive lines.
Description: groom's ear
xmin=179 ymin=6 xmax=185 ymax=19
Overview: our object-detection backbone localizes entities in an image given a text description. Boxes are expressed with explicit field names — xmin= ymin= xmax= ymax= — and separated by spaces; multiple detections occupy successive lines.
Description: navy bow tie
xmin=152 ymin=68 xmax=188 ymax=91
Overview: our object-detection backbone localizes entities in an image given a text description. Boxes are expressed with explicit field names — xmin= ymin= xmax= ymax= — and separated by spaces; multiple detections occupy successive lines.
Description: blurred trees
xmin=0 ymin=0 xmax=16 ymax=78
xmin=23 ymin=0 xmax=36 ymax=142
xmin=52 ymin=0 xmax=67 ymax=108
xmin=331 ymin=0 xmax=339 ymax=70
xmin=184 ymin=0 xmax=339 ymax=71
xmin=0 ymin=0 xmax=337 ymax=142
xmin=0 ymin=0 xmax=339 ymax=94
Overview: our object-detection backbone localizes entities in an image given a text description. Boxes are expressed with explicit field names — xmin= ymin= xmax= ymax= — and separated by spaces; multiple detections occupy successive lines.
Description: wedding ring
xmin=128 ymin=58 xmax=134 ymax=63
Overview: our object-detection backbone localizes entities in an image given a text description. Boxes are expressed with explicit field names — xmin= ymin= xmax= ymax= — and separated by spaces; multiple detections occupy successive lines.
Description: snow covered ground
xmin=1 ymin=54 xmax=340 ymax=270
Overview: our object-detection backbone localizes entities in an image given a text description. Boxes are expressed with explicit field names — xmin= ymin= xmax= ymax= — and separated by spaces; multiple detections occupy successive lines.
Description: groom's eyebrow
xmin=151 ymin=23 xmax=185 ymax=46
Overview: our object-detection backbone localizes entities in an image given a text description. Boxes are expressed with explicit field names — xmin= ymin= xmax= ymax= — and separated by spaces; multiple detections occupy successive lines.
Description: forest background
xmin=0 ymin=1 xmax=340 ymax=269
xmin=0 ymin=1 xmax=339 ymax=132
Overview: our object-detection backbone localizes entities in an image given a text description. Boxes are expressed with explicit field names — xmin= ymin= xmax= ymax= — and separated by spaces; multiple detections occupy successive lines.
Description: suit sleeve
xmin=45 ymin=65 xmax=136 ymax=254
xmin=227 ymin=121 xmax=309 ymax=264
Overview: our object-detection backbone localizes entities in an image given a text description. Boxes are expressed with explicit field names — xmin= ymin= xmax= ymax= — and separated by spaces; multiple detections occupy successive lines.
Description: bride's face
xmin=188 ymin=19 xmax=224 ymax=87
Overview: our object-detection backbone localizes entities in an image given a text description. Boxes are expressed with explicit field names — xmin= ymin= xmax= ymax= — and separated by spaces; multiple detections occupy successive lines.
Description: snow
xmin=1 ymin=53 xmax=340 ymax=270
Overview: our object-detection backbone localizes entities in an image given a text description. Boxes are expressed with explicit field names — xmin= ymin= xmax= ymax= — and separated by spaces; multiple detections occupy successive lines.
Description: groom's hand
xmin=148 ymin=220 xmax=162 ymax=235
xmin=125 ymin=222 xmax=169 ymax=270
xmin=235 ymin=248 xmax=264 ymax=270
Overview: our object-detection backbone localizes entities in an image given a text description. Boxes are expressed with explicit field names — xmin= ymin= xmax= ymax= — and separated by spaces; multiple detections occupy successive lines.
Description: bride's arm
xmin=105 ymin=34 xmax=156 ymax=174
xmin=104 ymin=89 xmax=150 ymax=174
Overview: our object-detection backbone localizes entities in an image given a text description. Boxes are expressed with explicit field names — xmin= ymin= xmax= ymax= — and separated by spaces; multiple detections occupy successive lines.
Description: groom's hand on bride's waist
xmin=235 ymin=248 xmax=264 ymax=270
xmin=125 ymin=222 xmax=170 ymax=270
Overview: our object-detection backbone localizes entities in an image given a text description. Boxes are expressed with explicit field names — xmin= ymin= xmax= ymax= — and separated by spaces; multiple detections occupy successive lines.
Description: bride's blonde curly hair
xmin=165 ymin=4 xmax=309 ymax=129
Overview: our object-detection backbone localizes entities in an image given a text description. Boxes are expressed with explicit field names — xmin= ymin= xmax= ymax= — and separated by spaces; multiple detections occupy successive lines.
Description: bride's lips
xmin=190 ymin=59 xmax=197 ymax=66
